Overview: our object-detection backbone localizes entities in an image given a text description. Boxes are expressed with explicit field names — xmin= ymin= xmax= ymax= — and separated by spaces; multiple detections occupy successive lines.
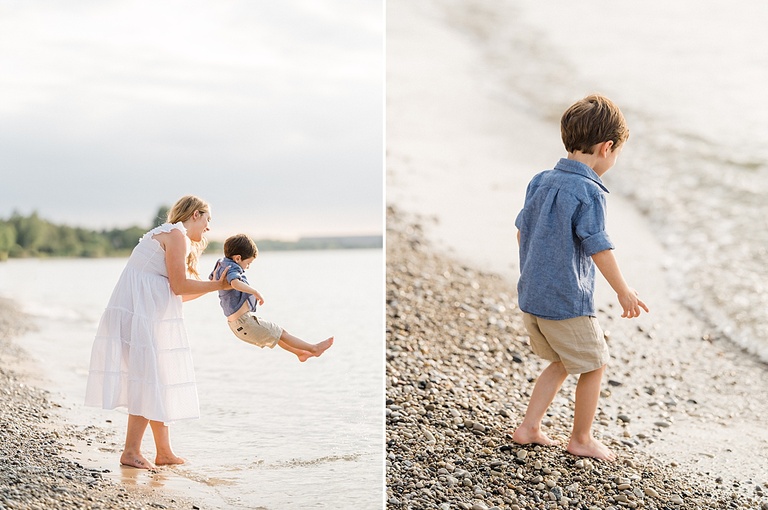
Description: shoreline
xmin=0 ymin=297 xmax=205 ymax=510
xmin=386 ymin=209 xmax=767 ymax=509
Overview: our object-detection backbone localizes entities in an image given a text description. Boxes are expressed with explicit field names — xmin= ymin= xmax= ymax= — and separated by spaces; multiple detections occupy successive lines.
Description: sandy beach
xmin=386 ymin=0 xmax=768 ymax=507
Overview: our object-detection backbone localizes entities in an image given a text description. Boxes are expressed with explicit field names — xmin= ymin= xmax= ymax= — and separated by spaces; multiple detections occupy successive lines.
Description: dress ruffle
xmin=139 ymin=221 xmax=186 ymax=243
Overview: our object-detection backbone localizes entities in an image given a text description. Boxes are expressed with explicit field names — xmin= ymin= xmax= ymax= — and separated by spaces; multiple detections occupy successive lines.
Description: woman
xmin=85 ymin=195 xmax=228 ymax=469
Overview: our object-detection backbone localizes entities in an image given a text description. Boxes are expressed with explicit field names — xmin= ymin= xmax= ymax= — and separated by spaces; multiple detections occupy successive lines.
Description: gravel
xmin=385 ymin=207 xmax=767 ymax=510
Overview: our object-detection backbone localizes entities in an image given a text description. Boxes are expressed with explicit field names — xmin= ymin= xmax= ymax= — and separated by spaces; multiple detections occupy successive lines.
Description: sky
xmin=0 ymin=1 xmax=383 ymax=241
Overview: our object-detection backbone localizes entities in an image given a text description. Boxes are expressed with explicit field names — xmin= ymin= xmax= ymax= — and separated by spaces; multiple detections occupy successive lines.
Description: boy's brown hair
xmin=224 ymin=234 xmax=258 ymax=259
xmin=561 ymin=94 xmax=629 ymax=154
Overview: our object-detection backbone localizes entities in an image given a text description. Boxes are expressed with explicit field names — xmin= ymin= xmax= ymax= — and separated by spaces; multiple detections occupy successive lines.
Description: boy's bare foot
xmin=120 ymin=452 xmax=157 ymax=469
xmin=155 ymin=453 xmax=186 ymax=466
xmin=292 ymin=337 xmax=335 ymax=362
xmin=511 ymin=424 xmax=559 ymax=446
xmin=296 ymin=350 xmax=313 ymax=362
xmin=308 ymin=337 xmax=334 ymax=359
xmin=567 ymin=437 xmax=616 ymax=461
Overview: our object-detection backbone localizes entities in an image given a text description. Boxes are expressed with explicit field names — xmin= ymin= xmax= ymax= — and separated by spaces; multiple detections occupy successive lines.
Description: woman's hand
xmin=214 ymin=268 xmax=231 ymax=290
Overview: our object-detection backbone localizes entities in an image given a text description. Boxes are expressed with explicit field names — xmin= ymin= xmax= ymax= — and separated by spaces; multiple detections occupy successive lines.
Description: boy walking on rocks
xmin=512 ymin=94 xmax=648 ymax=461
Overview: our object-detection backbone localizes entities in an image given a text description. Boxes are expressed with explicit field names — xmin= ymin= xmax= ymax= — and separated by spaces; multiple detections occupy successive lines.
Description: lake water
xmin=0 ymin=249 xmax=384 ymax=509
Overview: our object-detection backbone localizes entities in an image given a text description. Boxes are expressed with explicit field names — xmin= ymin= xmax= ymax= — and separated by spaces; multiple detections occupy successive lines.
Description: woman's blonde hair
xmin=167 ymin=195 xmax=210 ymax=278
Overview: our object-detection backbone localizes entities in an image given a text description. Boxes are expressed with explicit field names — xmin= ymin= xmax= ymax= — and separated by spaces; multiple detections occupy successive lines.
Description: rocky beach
xmin=0 ymin=298 xmax=196 ymax=510
xmin=386 ymin=209 xmax=768 ymax=510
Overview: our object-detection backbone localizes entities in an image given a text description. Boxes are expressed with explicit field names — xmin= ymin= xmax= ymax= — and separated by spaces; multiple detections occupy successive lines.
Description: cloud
xmin=0 ymin=0 xmax=383 ymax=239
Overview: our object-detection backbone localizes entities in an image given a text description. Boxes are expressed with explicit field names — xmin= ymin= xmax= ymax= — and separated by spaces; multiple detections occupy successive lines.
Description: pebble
xmin=421 ymin=426 xmax=436 ymax=444
xmin=644 ymin=487 xmax=660 ymax=498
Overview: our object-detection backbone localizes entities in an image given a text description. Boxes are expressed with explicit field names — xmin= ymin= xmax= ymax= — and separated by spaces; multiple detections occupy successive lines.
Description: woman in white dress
xmin=85 ymin=195 xmax=229 ymax=469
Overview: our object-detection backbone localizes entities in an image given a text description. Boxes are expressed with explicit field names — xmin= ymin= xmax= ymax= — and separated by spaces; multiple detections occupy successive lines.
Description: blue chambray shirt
xmin=515 ymin=158 xmax=615 ymax=320
xmin=209 ymin=258 xmax=257 ymax=317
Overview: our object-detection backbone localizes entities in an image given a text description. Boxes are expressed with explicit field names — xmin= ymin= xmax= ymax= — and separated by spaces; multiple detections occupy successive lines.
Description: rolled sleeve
xmin=225 ymin=265 xmax=244 ymax=283
xmin=581 ymin=231 xmax=614 ymax=257
xmin=575 ymin=194 xmax=613 ymax=256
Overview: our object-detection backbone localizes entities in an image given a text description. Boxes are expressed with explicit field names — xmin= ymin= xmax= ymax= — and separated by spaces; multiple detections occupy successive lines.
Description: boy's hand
xmin=617 ymin=288 xmax=649 ymax=318
xmin=591 ymin=250 xmax=649 ymax=319
xmin=253 ymin=291 xmax=265 ymax=306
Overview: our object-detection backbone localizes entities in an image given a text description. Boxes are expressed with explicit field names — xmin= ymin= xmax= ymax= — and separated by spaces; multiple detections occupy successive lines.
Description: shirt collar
xmin=554 ymin=158 xmax=610 ymax=193
xmin=222 ymin=257 xmax=239 ymax=267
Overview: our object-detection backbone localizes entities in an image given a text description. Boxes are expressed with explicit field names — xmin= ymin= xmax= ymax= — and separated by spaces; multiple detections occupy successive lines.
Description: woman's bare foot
xmin=120 ymin=451 xmax=157 ymax=469
xmin=567 ymin=437 xmax=616 ymax=461
xmin=155 ymin=453 xmax=186 ymax=466
xmin=511 ymin=424 xmax=560 ymax=446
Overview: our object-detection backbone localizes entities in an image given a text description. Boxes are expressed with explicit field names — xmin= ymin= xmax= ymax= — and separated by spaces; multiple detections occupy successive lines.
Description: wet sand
xmin=0 ymin=298 xmax=191 ymax=509
xmin=0 ymin=297 xmax=229 ymax=510
xmin=386 ymin=0 xmax=768 ymax=505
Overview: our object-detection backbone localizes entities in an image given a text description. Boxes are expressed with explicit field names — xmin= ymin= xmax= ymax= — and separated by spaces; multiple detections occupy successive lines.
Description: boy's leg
xmin=566 ymin=364 xmax=616 ymax=461
xmin=278 ymin=330 xmax=334 ymax=362
xmin=150 ymin=420 xmax=185 ymax=466
xmin=121 ymin=414 xmax=156 ymax=469
xmin=512 ymin=361 xmax=567 ymax=446
xmin=277 ymin=338 xmax=313 ymax=361
xmin=278 ymin=330 xmax=316 ymax=352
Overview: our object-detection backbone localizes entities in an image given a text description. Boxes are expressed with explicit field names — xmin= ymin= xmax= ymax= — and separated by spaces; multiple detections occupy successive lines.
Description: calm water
xmin=440 ymin=0 xmax=768 ymax=361
xmin=0 ymin=250 xmax=384 ymax=509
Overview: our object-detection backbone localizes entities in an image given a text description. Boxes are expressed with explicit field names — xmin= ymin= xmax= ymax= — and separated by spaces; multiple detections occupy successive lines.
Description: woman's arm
xmin=182 ymin=291 xmax=207 ymax=302
xmin=157 ymin=229 xmax=228 ymax=297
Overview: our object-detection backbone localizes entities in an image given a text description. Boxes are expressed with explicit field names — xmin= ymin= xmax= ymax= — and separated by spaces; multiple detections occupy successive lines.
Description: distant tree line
xmin=0 ymin=210 xmax=381 ymax=261
xmin=0 ymin=209 xmax=166 ymax=260
xmin=255 ymin=236 xmax=383 ymax=251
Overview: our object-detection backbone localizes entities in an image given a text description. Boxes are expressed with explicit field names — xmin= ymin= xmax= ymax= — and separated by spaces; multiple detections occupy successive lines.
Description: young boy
xmin=209 ymin=234 xmax=334 ymax=361
xmin=512 ymin=94 xmax=649 ymax=461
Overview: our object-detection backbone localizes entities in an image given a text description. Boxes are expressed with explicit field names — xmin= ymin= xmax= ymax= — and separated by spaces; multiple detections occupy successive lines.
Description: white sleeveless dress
xmin=85 ymin=222 xmax=199 ymax=424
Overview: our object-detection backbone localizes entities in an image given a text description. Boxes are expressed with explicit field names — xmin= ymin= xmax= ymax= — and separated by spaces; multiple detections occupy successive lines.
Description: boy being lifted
xmin=210 ymin=234 xmax=333 ymax=361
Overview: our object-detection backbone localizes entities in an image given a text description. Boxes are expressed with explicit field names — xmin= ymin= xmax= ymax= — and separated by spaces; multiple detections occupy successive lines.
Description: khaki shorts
xmin=522 ymin=313 xmax=609 ymax=374
xmin=228 ymin=312 xmax=283 ymax=348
